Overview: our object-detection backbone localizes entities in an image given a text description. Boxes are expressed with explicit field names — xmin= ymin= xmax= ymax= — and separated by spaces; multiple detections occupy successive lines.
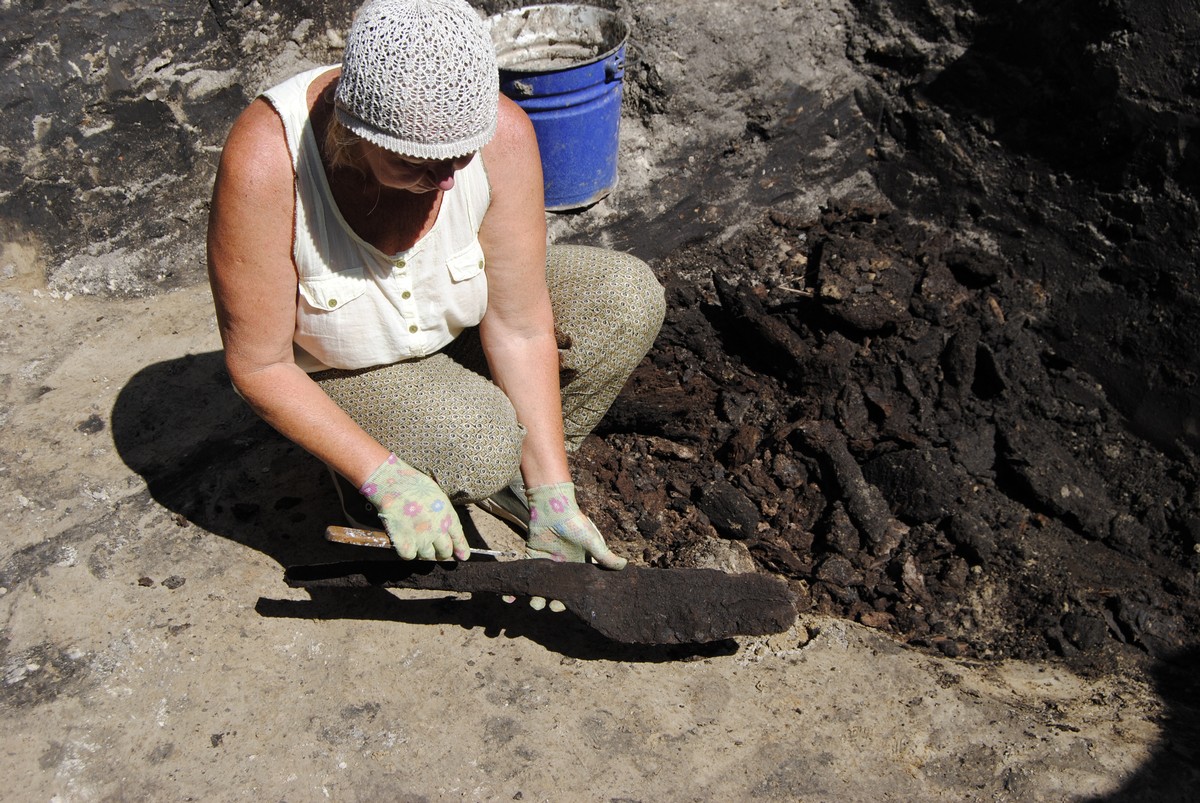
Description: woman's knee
xmin=549 ymin=245 xmax=665 ymax=341
xmin=434 ymin=420 xmax=524 ymax=501
xmin=618 ymin=253 xmax=667 ymax=340
xmin=315 ymin=359 xmax=523 ymax=501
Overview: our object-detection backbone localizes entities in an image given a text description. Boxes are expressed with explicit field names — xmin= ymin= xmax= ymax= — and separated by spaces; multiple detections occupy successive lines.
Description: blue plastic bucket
xmin=487 ymin=5 xmax=629 ymax=211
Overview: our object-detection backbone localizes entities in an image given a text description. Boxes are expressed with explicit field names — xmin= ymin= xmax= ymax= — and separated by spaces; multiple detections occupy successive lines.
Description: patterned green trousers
xmin=314 ymin=245 xmax=666 ymax=501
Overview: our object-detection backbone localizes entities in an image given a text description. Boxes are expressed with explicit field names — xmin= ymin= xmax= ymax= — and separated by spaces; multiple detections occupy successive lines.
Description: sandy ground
xmin=0 ymin=284 xmax=1168 ymax=800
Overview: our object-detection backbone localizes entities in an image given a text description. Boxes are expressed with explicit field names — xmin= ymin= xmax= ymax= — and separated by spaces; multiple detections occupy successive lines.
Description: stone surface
xmin=0 ymin=0 xmax=349 ymax=296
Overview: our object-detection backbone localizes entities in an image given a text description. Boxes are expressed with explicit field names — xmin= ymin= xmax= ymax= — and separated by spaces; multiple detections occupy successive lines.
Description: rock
xmin=816 ymin=554 xmax=861 ymax=588
xmin=1112 ymin=596 xmax=1187 ymax=657
xmin=858 ymin=610 xmax=893 ymax=629
xmin=999 ymin=418 xmax=1115 ymax=539
xmin=823 ymin=502 xmax=862 ymax=557
xmin=939 ymin=322 xmax=980 ymax=393
xmin=944 ymin=514 xmax=996 ymax=565
xmin=797 ymin=420 xmax=906 ymax=556
xmin=696 ymin=479 xmax=761 ymax=540
xmin=1061 ymin=611 xmax=1108 ymax=651
xmin=861 ymin=447 xmax=962 ymax=524
xmin=675 ymin=537 xmax=758 ymax=574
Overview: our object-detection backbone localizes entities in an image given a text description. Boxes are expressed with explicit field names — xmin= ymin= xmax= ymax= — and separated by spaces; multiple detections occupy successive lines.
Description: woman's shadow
xmin=111 ymin=351 xmax=733 ymax=662
xmin=1084 ymin=645 xmax=1200 ymax=802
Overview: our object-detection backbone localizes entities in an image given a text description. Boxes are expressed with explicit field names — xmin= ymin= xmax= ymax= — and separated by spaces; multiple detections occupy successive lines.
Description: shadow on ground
xmin=256 ymin=589 xmax=738 ymax=663
xmin=111 ymin=351 xmax=338 ymax=564
xmin=1085 ymin=645 xmax=1200 ymax=803
xmin=111 ymin=352 xmax=732 ymax=661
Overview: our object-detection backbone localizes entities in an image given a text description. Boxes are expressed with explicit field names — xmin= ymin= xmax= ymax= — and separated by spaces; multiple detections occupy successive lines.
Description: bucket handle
xmin=606 ymin=56 xmax=625 ymax=83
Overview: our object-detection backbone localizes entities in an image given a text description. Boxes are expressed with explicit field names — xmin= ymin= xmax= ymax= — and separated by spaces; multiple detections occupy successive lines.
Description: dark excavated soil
xmin=578 ymin=202 xmax=1197 ymax=672
xmin=570 ymin=0 xmax=1200 ymax=675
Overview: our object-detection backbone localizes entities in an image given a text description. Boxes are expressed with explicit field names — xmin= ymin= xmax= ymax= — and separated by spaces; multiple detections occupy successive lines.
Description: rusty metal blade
xmin=284 ymin=559 xmax=798 ymax=645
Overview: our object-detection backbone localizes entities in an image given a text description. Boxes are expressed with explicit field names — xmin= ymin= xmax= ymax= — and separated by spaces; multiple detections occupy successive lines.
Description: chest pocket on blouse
xmin=297 ymin=267 xmax=367 ymax=312
xmin=443 ymin=240 xmax=488 ymax=327
xmin=446 ymin=240 xmax=486 ymax=283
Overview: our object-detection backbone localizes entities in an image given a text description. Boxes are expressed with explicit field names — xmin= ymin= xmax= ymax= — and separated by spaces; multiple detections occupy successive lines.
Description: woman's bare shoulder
xmin=483 ymin=95 xmax=540 ymax=170
xmin=217 ymin=99 xmax=292 ymax=184
xmin=477 ymin=95 xmax=546 ymax=268
xmin=208 ymin=98 xmax=296 ymax=269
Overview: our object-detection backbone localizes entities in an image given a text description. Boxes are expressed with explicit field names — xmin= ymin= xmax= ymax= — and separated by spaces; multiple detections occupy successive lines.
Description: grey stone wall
xmin=0 ymin=0 xmax=355 ymax=296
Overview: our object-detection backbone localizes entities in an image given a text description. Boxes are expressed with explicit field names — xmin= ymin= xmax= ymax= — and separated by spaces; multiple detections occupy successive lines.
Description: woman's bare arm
xmin=477 ymin=97 xmax=569 ymax=489
xmin=207 ymin=98 xmax=389 ymax=486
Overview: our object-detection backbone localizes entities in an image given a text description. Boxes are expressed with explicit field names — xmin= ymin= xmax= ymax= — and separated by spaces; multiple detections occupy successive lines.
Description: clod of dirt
xmin=695 ymin=479 xmax=761 ymax=540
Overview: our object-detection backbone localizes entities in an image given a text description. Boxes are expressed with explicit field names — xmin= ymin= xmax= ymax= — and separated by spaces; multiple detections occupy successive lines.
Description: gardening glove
xmin=360 ymin=454 xmax=469 ymax=561
xmin=526 ymin=482 xmax=627 ymax=570
xmin=505 ymin=483 xmax=625 ymax=612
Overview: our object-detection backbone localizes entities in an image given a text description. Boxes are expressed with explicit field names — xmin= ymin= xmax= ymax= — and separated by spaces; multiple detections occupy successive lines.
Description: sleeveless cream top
xmin=261 ymin=66 xmax=492 ymax=372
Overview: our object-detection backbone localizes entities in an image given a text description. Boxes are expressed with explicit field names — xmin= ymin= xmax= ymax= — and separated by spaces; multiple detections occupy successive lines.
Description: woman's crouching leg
xmin=546 ymin=244 xmax=666 ymax=450
xmin=313 ymin=354 xmax=524 ymax=501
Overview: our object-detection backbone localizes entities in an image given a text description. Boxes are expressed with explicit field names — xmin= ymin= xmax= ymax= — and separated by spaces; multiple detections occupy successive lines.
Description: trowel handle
xmin=324 ymin=525 xmax=521 ymax=558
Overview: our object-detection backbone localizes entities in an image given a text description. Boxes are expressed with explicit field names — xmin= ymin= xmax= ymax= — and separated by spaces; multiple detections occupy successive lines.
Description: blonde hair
xmin=323 ymin=115 xmax=367 ymax=174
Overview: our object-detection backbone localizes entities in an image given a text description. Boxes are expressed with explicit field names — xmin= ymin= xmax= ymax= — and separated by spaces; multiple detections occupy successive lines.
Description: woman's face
xmin=362 ymin=145 xmax=475 ymax=193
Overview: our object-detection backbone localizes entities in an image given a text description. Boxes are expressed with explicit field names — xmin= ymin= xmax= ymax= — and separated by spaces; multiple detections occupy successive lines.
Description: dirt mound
xmin=569 ymin=0 xmax=1200 ymax=673
xmin=577 ymin=203 xmax=1197 ymax=671
xmin=5 ymin=0 xmax=1196 ymax=675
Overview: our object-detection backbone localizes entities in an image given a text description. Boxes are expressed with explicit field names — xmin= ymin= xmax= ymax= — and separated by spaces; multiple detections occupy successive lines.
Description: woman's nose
xmin=428 ymin=160 xmax=455 ymax=181
xmin=427 ymin=160 xmax=457 ymax=190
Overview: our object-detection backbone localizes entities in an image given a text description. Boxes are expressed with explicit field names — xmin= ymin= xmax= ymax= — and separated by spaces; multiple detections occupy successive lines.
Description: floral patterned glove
xmin=525 ymin=483 xmax=627 ymax=570
xmin=361 ymin=454 xmax=468 ymax=561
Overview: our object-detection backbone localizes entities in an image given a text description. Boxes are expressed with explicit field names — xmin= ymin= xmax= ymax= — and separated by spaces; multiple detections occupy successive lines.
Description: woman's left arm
xmin=477 ymin=96 xmax=567 ymax=489
xmin=478 ymin=98 xmax=626 ymax=572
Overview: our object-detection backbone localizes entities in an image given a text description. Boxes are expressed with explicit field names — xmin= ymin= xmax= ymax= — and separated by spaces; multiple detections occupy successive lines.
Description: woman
xmin=206 ymin=0 xmax=664 ymax=588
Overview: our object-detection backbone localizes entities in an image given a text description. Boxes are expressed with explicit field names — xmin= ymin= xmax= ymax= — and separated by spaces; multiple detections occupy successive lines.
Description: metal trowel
xmin=283 ymin=526 xmax=799 ymax=645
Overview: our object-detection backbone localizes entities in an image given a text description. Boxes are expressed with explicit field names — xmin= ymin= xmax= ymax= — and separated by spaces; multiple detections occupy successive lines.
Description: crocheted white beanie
xmin=335 ymin=0 xmax=499 ymax=160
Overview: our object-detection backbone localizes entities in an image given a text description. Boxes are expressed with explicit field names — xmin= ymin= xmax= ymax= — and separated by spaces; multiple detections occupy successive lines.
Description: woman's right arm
xmin=206 ymin=99 xmax=390 ymax=487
